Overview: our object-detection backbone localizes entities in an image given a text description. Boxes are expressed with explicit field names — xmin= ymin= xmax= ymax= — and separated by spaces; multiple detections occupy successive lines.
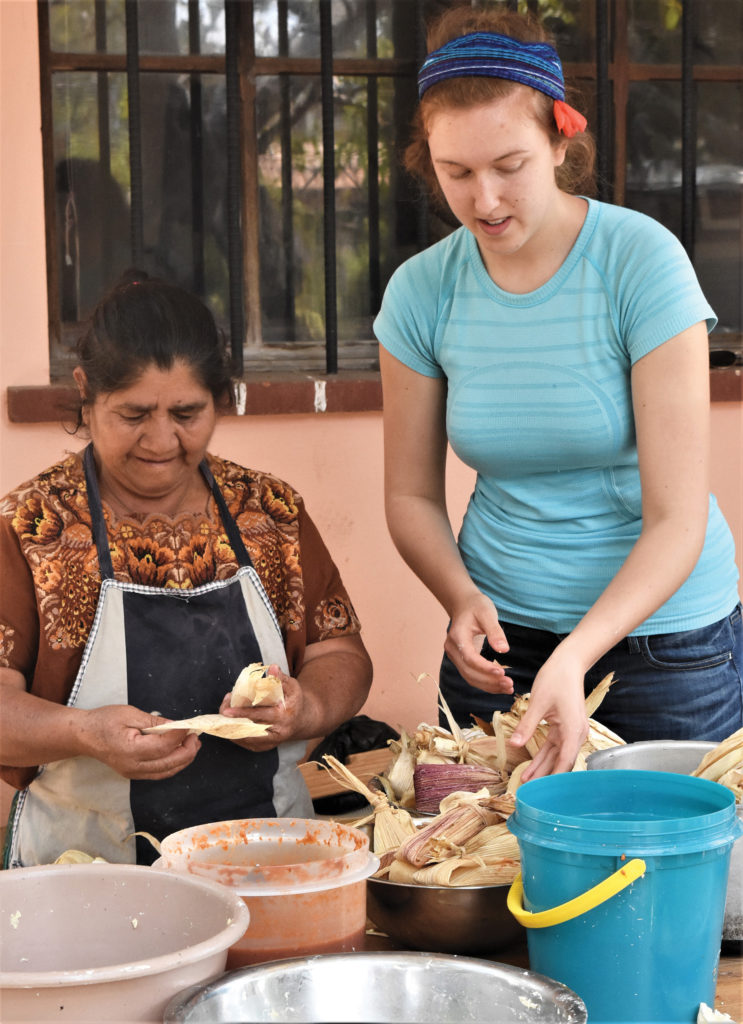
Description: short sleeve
xmin=611 ymin=211 xmax=717 ymax=364
xmin=282 ymin=496 xmax=362 ymax=674
xmin=0 ymin=511 xmax=39 ymax=678
xmin=373 ymin=246 xmax=448 ymax=379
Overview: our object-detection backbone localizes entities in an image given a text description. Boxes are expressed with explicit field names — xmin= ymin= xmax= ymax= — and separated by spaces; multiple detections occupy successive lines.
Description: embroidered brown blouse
xmin=0 ymin=451 xmax=362 ymax=789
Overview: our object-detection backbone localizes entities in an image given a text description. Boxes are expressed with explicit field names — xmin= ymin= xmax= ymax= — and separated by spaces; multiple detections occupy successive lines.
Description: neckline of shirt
xmin=466 ymin=196 xmax=600 ymax=307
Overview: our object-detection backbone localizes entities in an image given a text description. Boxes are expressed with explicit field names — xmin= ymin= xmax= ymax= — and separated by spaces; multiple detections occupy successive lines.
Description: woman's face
xmin=427 ymin=87 xmax=568 ymax=276
xmin=77 ymin=360 xmax=218 ymax=506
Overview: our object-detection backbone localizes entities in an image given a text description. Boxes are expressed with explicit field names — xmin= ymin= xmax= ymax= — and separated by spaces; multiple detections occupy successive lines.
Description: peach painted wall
xmin=1 ymin=1 xmax=741 ymax=820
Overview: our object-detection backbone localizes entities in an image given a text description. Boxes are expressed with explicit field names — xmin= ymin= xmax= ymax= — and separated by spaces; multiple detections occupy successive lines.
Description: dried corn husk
xmin=384 ymin=729 xmax=417 ymax=805
xmin=319 ymin=754 xmax=417 ymax=855
xmin=230 ymin=662 xmax=284 ymax=708
xmin=413 ymin=762 xmax=507 ymax=814
xmin=416 ymin=854 xmax=521 ymax=886
xmin=54 ymin=849 xmax=107 ymax=864
xmin=142 ymin=714 xmax=269 ymax=740
xmin=691 ymin=728 xmax=743 ymax=801
xmin=462 ymin=822 xmax=520 ymax=861
xmin=395 ymin=801 xmax=501 ymax=867
xmin=385 ymin=859 xmax=419 ymax=883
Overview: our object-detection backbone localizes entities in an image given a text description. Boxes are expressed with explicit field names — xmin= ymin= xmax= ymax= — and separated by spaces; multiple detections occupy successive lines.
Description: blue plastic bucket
xmin=507 ymin=770 xmax=742 ymax=1023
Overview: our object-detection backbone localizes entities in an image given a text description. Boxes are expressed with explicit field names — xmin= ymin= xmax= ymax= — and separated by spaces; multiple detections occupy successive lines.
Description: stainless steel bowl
xmin=586 ymin=740 xmax=714 ymax=773
xmin=163 ymin=951 xmax=587 ymax=1023
xmin=366 ymin=876 xmax=525 ymax=955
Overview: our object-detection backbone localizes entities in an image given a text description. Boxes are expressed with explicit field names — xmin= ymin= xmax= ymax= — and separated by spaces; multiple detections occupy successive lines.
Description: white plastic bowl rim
xmin=0 ymin=863 xmax=250 ymax=990
xmin=153 ymin=851 xmax=380 ymax=897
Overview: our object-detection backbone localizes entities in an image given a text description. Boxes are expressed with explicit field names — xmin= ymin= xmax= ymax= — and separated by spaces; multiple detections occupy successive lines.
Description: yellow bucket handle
xmin=507 ymin=858 xmax=647 ymax=929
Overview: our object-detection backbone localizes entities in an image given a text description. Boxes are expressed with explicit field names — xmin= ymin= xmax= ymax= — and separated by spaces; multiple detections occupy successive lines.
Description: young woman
xmin=1 ymin=271 xmax=372 ymax=865
xmin=374 ymin=7 xmax=741 ymax=779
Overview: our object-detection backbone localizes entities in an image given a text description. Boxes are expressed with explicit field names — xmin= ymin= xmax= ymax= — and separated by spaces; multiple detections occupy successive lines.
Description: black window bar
xmin=43 ymin=0 xmax=727 ymax=379
xmin=680 ymin=0 xmax=697 ymax=259
xmin=124 ymin=0 xmax=144 ymax=268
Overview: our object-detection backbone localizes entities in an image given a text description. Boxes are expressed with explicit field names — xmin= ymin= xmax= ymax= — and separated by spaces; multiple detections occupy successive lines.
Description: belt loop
xmin=627 ymin=635 xmax=641 ymax=654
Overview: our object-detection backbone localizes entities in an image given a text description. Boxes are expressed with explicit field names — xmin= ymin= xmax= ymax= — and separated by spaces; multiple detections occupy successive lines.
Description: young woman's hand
xmin=444 ymin=590 xmax=514 ymax=694
xmin=509 ymin=655 xmax=589 ymax=779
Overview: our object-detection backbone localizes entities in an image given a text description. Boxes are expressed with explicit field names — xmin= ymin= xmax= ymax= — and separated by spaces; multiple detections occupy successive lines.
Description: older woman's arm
xmin=0 ymin=666 xmax=201 ymax=781
xmin=219 ymin=633 xmax=373 ymax=750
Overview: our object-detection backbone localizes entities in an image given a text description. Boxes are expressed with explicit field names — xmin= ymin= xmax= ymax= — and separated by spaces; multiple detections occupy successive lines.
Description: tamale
xmin=230 ymin=662 xmax=285 ymax=707
xmin=319 ymin=754 xmax=417 ymax=855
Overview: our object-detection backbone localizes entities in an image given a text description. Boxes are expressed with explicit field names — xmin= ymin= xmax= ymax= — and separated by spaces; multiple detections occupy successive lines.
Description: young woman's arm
xmin=380 ymin=347 xmax=512 ymax=692
xmin=514 ymin=321 xmax=712 ymax=776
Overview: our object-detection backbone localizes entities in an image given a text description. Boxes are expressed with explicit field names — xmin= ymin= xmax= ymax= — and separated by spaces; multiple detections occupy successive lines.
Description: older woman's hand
xmin=218 ymin=668 xmax=304 ymax=751
xmin=218 ymin=634 xmax=373 ymax=751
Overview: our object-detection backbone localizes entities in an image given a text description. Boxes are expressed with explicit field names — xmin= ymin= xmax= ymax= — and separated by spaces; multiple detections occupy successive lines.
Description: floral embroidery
xmin=317 ymin=596 xmax=354 ymax=635
xmin=260 ymin=480 xmax=298 ymax=523
xmin=0 ymin=623 xmax=15 ymax=666
xmin=124 ymin=537 xmax=176 ymax=586
xmin=13 ymin=496 xmax=64 ymax=545
xmin=1 ymin=453 xmax=359 ymax=657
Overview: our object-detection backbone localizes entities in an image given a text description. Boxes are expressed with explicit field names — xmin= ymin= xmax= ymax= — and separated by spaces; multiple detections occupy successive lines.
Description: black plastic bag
xmin=306 ymin=715 xmax=400 ymax=815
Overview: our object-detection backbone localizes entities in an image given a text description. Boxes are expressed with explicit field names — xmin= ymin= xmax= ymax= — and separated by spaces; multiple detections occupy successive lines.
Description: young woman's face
xmin=427 ymin=87 xmax=568 ymax=275
xmin=77 ymin=360 xmax=218 ymax=505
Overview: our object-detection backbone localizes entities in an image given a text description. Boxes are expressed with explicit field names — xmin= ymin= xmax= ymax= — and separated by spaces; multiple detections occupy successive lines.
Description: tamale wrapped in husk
xmin=395 ymin=801 xmax=501 ymax=868
xmin=462 ymin=822 xmax=520 ymax=860
xmin=230 ymin=662 xmax=285 ymax=707
xmin=318 ymin=755 xmax=418 ymax=855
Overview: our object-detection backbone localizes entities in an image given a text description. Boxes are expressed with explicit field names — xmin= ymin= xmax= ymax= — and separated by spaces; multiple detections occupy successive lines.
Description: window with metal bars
xmin=39 ymin=0 xmax=742 ymax=383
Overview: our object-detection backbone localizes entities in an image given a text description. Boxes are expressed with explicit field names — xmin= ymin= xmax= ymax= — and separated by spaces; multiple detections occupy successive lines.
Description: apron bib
xmin=7 ymin=446 xmax=312 ymax=867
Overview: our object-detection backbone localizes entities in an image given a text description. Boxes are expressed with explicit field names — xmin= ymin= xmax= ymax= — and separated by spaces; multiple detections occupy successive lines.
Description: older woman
xmin=0 ymin=271 xmax=372 ymax=866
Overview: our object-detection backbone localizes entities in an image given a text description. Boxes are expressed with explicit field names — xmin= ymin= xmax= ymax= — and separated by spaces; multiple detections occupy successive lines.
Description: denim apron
xmin=6 ymin=444 xmax=312 ymax=867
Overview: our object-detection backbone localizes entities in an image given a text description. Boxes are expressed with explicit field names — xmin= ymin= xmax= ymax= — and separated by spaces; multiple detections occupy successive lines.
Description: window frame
xmin=36 ymin=0 xmax=742 ymax=395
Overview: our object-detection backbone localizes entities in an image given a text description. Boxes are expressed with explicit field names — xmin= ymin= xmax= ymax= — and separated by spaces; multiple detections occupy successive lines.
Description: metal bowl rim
xmin=164 ymin=950 xmax=587 ymax=1022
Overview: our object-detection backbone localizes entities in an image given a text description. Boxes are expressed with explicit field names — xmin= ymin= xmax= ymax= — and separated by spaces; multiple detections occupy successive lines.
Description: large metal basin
xmin=163 ymin=951 xmax=587 ymax=1023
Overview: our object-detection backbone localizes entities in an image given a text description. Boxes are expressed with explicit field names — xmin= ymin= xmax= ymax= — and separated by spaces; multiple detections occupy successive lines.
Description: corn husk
xmin=54 ymin=849 xmax=107 ymax=864
xmin=395 ymin=801 xmax=501 ymax=867
xmin=384 ymin=729 xmax=417 ymax=805
xmin=230 ymin=662 xmax=285 ymax=708
xmin=142 ymin=714 xmax=269 ymax=740
xmin=463 ymin=822 xmax=520 ymax=860
xmin=413 ymin=761 xmax=507 ymax=814
xmin=691 ymin=728 xmax=743 ymax=801
xmin=385 ymin=859 xmax=419 ymax=883
xmin=416 ymin=855 xmax=521 ymax=886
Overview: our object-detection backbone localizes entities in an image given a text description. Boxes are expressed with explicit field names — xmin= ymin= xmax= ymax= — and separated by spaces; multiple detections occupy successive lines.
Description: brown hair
xmin=71 ymin=269 xmax=234 ymax=432
xmin=405 ymin=5 xmax=596 ymax=203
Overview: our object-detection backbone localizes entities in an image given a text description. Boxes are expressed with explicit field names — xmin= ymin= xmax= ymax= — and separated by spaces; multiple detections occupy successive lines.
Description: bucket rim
xmin=508 ymin=770 xmax=740 ymax=856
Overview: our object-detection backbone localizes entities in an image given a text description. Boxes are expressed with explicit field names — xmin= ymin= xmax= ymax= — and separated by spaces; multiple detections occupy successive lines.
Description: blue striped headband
xmin=418 ymin=31 xmax=586 ymax=137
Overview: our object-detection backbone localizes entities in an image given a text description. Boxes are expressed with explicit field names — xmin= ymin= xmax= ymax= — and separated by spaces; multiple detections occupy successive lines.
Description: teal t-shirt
xmin=374 ymin=198 xmax=739 ymax=634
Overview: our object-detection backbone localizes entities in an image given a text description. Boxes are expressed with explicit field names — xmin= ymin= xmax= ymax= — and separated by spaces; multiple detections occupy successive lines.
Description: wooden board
xmin=299 ymin=747 xmax=392 ymax=800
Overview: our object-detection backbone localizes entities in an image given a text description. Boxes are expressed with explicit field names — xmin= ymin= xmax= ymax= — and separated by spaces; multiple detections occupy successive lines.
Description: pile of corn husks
xmin=320 ymin=675 xmax=743 ymax=889
xmin=321 ymin=672 xmax=625 ymax=887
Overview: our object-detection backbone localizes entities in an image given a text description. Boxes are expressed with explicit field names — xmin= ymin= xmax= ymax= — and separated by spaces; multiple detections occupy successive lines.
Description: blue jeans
xmin=438 ymin=603 xmax=743 ymax=743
